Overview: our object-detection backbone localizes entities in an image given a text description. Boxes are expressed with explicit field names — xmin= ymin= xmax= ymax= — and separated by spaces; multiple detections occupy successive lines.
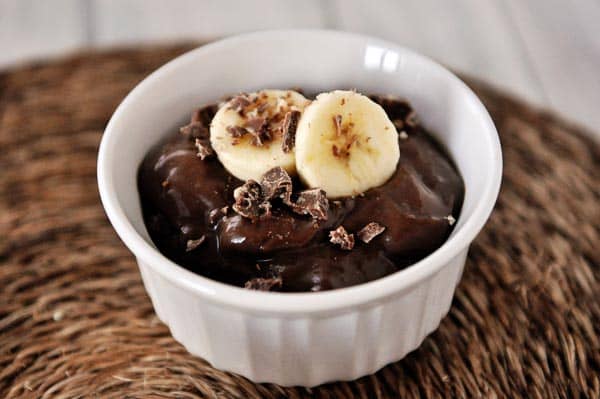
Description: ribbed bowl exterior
xmin=136 ymin=248 xmax=468 ymax=387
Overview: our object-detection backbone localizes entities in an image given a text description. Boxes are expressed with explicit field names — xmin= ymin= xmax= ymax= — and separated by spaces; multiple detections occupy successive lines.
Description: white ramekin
xmin=97 ymin=30 xmax=502 ymax=387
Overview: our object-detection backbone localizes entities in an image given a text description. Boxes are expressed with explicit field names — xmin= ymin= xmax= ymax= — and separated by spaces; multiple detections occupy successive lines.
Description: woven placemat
xmin=1 ymin=44 xmax=598 ymax=398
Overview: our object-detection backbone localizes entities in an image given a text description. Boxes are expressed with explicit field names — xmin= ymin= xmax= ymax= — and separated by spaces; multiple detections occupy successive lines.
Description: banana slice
xmin=295 ymin=90 xmax=400 ymax=198
xmin=210 ymin=89 xmax=309 ymax=181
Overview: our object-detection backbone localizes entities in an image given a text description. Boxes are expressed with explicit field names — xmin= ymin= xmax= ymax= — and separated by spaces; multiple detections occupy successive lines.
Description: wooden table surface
xmin=1 ymin=0 xmax=599 ymax=138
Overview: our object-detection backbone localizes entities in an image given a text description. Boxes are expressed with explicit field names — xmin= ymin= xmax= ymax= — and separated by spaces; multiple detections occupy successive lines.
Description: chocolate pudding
xmin=138 ymin=92 xmax=464 ymax=292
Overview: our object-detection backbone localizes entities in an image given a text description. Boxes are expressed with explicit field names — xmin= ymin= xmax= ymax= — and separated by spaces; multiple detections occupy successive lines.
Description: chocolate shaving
xmin=260 ymin=167 xmax=293 ymax=203
xmin=333 ymin=114 xmax=343 ymax=137
xmin=332 ymin=143 xmax=353 ymax=158
xmin=329 ymin=225 xmax=355 ymax=250
xmin=226 ymin=125 xmax=249 ymax=138
xmin=357 ymin=222 xmax=386 ymax=243
xmin=183 ymin=107 xmax=214 ymax=159
xmin=281 ymin=110 xmax=301 ymax=153
xmin=194 ymin=138 xmax=213 ymax=160
xmin=244 ymin=277 xmax=283 ymax=291
xmin=186 ymin=235 xmax=206 ymax=252
xmin=245 ymin=117 xmax=271 ymax=146
xmin=180 ymin=121 xmax=209 ymax=139
xmin=332 ymin=145 xmax=341 ymax=158
xmin=370 ymin=95 xmax=420 ymax=130
xmin=224 ymin=91 xmax=300 ymax=148
xmin=369 ymin=95 xmax=412 ymax=119
xmin=253 ymin=129 xmax=271 ymax=146
xmin=208 ymin=206 xmax=228 ymax=225
xmin=227 ymin=94 xmax=251 ymax=114
xmin=330 ymin=116 xmax=357 ymax=158
xmin=191 ymin=104 xmax=218 ymax=125
xmin=289 ymin=188 xmax=329 ymax=221
xmin=257 ymin=102 xmax=270 ymax=114
xmin=245 ymin=116 xmax=266 ymax=132
xmin=232 ymin=180 xmax=271 ymax=220
xmin=180 ymin=104 xmax=217 ymax=139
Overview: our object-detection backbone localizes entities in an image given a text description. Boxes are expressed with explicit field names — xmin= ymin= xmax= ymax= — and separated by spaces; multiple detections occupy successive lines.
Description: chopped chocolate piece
xmin=332 ymin=144 xmax=341 ymax=158
xmin=191 ymin=104 xmax=218 ymax=125
xmin=281 ymin=110 xmax=301 ymax=153
xmin=180 ymin=104 xmax=217 ymax=139
xmin=333 ymin=114 xmax=343 ymax=137
xmin=289 ymin=192 xmax=318 ymax=216
xmin=180 ymin=121 xmax=209 ymax=139
xmin=232 ymin=180 xmax=271 ymax=219
xmin=257 ymin=101 xmax=270 ymax=114
xmin=289 ymin=188 xmax=329 ymax=221
xmin=445 ymin=215 xmax=456 ymax=226
xmin=253 ymin=129 xmax=272 ymax=146
xmin=186 ymin=235 xmax=206 ymax=252
xmin=357 ymin=222 xmax=386 ymax=243
xmin=194 ymin=138 xmax=213 ymax=160
xmin=232 ymin=169 xmax=329 ymax=222
xmin=332 ymin=143 xmax=352 ymax=158
xmin=227 ymin=125 xmax=249 ymax=138
xmin=245 ymin=117 xmax=271 ymax=146
xmin=208 ymin=206 xmax=229 ymax=225
xmin=260 ymin=167 xmax=293 ymax=203
xmin=245 ymin=116 xmax=266 ymax=132
xmin=369 ymin=95 xmax=412 ymax=118
xmin=370 ymin=95 xmax=420 ymax=130
xmin=329 ymin=225 xmax=355 ymax=250
xmin=244 ymin=277 xmax=283 ymax=291
xmin=228 ymin=94 xmax=252 ymax=113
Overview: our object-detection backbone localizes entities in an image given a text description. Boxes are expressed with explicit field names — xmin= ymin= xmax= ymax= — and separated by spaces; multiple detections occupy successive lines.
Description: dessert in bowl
xmin=98 ymin=30 xmax=502 ymax=386
xmin=138 ymin=89 xmax=464 ymax=292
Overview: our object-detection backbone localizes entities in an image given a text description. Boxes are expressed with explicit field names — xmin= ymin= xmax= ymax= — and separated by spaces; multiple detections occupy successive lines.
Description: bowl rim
xmin=97 ymin=29 xmax=502 ymax=315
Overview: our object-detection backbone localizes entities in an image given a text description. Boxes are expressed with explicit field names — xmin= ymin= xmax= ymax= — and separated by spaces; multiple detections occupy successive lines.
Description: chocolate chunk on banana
xmin=210 ymin=89 xmax=309 ymax=181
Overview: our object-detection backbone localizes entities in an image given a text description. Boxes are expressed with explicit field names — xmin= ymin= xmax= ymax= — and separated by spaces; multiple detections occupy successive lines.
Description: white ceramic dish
xmin=97 ymin=30 xmax=502 ymax=387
